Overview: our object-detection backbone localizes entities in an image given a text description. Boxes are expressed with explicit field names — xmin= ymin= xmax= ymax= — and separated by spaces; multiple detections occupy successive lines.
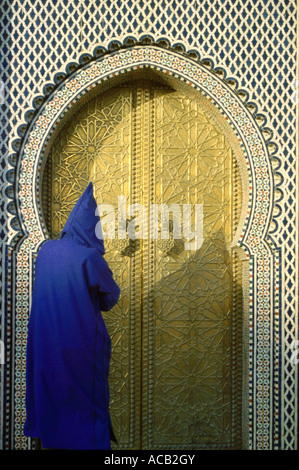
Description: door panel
xmin=144 ymin=89 xmax=235 ymax=448
xmin=42 ymin=79 xmax=242 ymax=449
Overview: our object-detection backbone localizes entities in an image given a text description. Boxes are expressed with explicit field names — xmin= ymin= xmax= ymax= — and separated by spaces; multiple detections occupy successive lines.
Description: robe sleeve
xmin=85 ymin=251 xmax=120 ymax=312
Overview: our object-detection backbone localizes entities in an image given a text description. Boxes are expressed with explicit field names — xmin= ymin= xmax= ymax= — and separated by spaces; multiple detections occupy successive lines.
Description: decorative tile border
xmin=10 ymin=44 xmax=280 ymax=449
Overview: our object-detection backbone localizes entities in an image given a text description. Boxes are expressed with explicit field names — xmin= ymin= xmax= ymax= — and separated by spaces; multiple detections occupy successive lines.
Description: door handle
xmin=115 ymin=238 xmax=140 ymax=257
xmin=114 ymin=219 xmax=184 ymax=256
xmin=157 ymin=238 xmax=184 ymax=256
xmin=156 ymin=219 xmax=184 ymax=256
xmin=114 ymin=216 xmax=142 ymax=256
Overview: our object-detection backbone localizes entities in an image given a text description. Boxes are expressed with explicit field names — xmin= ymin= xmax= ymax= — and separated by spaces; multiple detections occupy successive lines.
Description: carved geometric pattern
xmin=44 ymin=87 xmax=134 ymax=447
xmin=147 ymin=89 xmax=241 ymax=449
xmin=44 ymin=81 xmax=242 ymax=449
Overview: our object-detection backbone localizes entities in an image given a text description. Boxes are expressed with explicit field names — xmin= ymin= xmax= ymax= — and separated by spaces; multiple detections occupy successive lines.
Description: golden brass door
xmin=42 ymin=79 xmax=243 ymax=449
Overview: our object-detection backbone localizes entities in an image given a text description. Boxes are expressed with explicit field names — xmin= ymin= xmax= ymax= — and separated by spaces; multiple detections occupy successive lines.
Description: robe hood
xmin=60 ymin=182 xmax=105 ymax=255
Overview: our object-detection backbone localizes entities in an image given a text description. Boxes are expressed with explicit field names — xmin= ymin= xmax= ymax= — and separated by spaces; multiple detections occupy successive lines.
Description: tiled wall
xmin=0 ymin=0 xmax=297 ymax=450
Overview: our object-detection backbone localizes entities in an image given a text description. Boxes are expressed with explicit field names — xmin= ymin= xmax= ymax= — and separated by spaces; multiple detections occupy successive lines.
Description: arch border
xmin=13 ymin=44 xmax=278 ymax=255
xmin=8 ymin=40 xmax=282 ymax=450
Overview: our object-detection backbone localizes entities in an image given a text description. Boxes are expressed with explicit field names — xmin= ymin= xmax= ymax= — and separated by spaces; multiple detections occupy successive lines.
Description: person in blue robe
xmin=23 ymin=182 xmax=120 ymax=450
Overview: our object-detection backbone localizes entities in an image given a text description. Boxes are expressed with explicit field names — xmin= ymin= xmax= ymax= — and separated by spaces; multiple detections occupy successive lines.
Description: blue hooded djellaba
xmin=23 ymin=182 xmax=120 ymax=450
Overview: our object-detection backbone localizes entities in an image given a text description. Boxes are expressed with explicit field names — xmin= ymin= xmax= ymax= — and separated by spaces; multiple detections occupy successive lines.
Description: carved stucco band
xmin=13 ymin=45 xmax=277 ymax=449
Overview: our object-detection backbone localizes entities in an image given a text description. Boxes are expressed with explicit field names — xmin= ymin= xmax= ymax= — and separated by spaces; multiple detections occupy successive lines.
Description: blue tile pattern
xmin=0 ymin=0 xmax=297 ymax=450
